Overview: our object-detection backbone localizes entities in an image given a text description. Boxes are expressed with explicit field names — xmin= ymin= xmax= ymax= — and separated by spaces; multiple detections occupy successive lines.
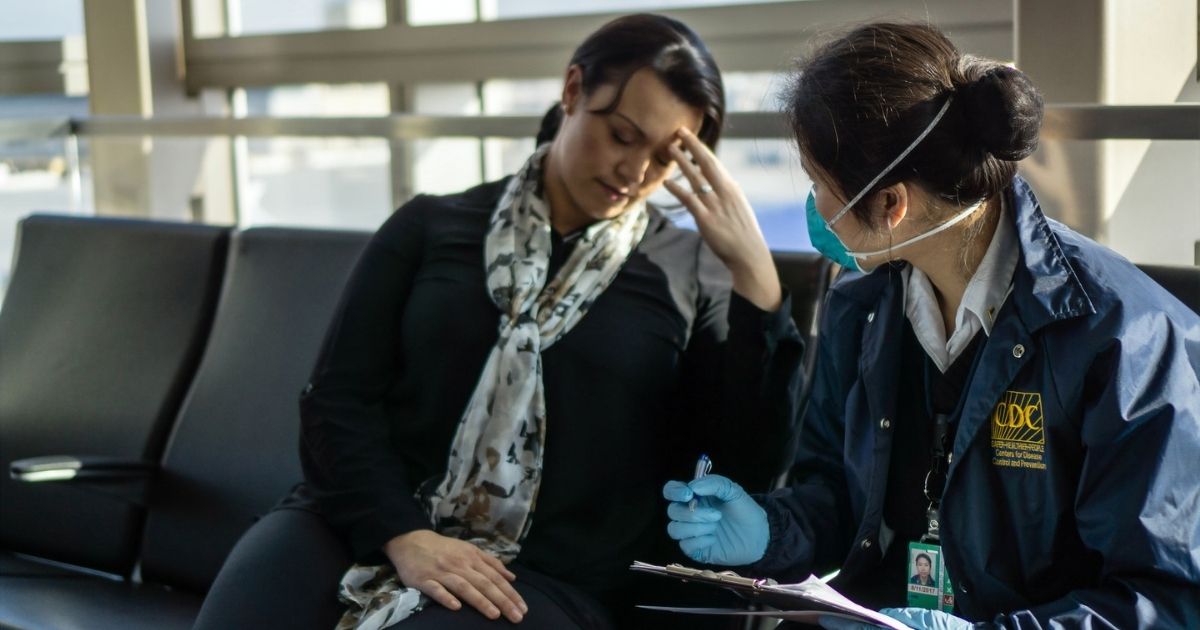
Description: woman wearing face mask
xmin=194 ymin=13 xmax=804 ymax=630
xmin=664 ymin=22 xmax=1200 ymax=629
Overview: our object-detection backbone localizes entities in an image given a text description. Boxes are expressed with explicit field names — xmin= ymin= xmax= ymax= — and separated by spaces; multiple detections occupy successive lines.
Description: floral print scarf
xmin=337 ymin=143 xmax=648 ymax=629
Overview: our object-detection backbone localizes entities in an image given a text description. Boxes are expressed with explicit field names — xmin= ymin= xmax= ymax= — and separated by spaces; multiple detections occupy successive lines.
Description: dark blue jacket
xmin=753 ymin=177 xmax=1200 ymax=628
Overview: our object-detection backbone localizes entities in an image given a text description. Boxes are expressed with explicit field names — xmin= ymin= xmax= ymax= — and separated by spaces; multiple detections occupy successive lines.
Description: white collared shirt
xmin=903 ymin=200 xmax=1018 ymax=373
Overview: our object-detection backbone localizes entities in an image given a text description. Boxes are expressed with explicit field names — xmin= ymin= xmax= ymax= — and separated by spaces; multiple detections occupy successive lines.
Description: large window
xmin=234 ymin=83 xmax=393 ymax=228
xmin=0 ymin=0 xmax=88 ymax=303
xmin=408 ymin=0 xmax=795 ymax=25
xmin=480 ymin=79 xmax=558 ymax=182
xmin=0 ymin=1 xmax=83 ymax=40
xmin=714 ymin=71 xmax=812 ymax=250
xmin=411 ymin=83 xmax=484 ymax=195
xmin=485 ymin=0 xmax=795 ymax=20
xmin=195 ymin=0 xmax=387 ymax=37
xmin=412 ymin=72 xmax=812 ymax=250
xmin=0 ymin=132 xmax=88 ymax=306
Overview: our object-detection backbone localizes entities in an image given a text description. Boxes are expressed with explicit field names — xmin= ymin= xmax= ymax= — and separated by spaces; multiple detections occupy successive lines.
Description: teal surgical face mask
xmin=805 ymin=190 xmax=984 ymax=273
xmin=806 ymin=191 xmax=862 ymax=271
xmin=804 ymin=95 xmax=985 ymax=272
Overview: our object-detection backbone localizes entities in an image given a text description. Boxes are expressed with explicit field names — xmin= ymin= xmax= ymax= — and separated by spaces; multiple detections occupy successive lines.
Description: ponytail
xmin=535 ymin=102 xmax=563 ymax=146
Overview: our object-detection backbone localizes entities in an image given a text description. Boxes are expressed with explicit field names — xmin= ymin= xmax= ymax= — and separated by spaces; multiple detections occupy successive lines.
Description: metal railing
xmin=177 ymin=0 xmax=1013 ymax=90
xmin=0 ymin=104 xmax=1197 ymax=141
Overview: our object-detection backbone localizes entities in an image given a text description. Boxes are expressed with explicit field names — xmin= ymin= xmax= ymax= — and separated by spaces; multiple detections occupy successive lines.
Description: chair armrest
xmin=10 ymin=455 xmax=158 ymax=483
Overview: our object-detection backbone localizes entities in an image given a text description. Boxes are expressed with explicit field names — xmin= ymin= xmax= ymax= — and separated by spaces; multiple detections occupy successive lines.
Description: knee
xmin=195 ymin=509 xmax=351 ymax=630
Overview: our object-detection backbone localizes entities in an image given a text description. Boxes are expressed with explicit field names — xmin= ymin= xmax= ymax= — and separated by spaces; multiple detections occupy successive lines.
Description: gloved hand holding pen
xmin=662 ymin=474 xmax=770 ymax=566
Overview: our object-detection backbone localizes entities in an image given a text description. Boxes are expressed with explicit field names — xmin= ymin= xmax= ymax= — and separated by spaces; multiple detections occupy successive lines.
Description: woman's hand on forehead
xmin=663 ymin=128 xmax=782 ymax=311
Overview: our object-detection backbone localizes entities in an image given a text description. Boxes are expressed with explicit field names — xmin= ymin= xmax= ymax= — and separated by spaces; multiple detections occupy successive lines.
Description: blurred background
xmin=1 ymin=0 xmax=1196 ymax=306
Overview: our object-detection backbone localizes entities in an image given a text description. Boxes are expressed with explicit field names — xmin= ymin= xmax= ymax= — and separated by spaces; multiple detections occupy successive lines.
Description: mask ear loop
xmin=826 ymin=95 xmax=955 ymax=229
xmin=846 ymin=197 xmax=985 ymax=260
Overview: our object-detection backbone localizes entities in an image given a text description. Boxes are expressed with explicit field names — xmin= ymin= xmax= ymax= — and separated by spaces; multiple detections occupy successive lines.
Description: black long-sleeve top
xmin=295 ymin=178 xmax=804 ymax=607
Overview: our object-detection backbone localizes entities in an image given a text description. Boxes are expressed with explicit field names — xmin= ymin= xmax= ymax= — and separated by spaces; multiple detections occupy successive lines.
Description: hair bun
xmin=535 ymin=102 xmax=564 ymax=146
xmin=960 ymin=65 xmax=1044 ymax=161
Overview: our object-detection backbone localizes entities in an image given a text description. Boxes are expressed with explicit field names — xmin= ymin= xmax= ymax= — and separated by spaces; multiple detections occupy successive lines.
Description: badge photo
xmin=906 ymin=542 xmax=941 ymax=609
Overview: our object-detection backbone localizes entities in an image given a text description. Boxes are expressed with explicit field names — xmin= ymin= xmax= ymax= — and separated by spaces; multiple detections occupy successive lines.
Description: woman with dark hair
xmin=194 ymin=13 xmax=803 ymax=630
xmin=908 ymin=554 xmax=933 ymax=587
xmin=664 ymin=22 xmax=1200 ymax=629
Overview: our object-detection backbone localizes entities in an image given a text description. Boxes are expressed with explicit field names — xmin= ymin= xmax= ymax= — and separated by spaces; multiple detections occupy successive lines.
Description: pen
xmin=688 ymin=454 xmax=712 ymax=512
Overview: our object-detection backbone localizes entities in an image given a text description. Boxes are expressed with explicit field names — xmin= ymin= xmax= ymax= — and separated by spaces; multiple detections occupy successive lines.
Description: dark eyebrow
xmin=613 ymin=112 xmax=646 ymax=139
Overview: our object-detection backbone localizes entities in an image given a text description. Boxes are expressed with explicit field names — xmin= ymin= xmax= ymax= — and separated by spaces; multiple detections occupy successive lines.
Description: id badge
xmin=906 ymin=541 xmax=954 ymax=612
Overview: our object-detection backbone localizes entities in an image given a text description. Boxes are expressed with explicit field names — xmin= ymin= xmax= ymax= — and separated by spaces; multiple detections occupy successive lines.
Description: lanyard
xmin=922 ymin=413 xmax=952 ymax=543
xmin=921 ymin=363 xmax=956 ymax=543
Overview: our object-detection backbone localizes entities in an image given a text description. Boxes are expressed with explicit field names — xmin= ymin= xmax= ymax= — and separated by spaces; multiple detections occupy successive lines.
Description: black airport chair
xmin=0 ymin=224 xmax=368 ymax=629
xmin=770 ymin=251 xmax=836 ymax=480
xmin=0 ymin=214 xmax=229 ymax=580
xmin=1138 ymin=263 xmax=1200 ymax=316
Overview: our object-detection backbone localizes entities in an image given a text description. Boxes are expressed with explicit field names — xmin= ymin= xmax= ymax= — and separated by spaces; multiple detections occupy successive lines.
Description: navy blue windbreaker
xmin=752 ymin=177 xmax=1200 ymax=627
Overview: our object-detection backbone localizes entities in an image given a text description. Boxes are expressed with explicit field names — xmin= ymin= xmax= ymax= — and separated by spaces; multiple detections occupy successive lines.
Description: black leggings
xmin=194 ymin=508 xmax=615 ymax=630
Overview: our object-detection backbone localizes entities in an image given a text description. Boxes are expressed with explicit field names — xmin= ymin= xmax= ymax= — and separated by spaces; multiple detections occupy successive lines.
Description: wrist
xmin=729 ymin=261 xmax=782 ymax=312
xmin=749 ymin=500 xmax=770 ymax=562
xmin=384 ymin=528 xmax=436 ymax=557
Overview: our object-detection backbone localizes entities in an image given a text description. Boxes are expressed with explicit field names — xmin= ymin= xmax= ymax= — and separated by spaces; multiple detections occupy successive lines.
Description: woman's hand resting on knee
xmin=384 ymin=529 xmax=528 ymax=623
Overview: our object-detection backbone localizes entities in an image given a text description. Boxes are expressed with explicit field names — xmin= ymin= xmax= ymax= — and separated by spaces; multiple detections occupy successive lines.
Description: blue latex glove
xmin=662 ymin=474 xmax=769 ymax=566
xmin=818 ymin=608 xmax=974 ymax=630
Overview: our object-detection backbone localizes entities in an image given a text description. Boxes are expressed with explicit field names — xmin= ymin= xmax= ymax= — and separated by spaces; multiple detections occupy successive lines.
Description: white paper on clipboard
xmin=631 ymin=562 xmax=910 ymax=630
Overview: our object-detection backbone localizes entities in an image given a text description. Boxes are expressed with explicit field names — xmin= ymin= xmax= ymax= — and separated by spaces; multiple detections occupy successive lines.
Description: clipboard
xmin=630 ymin=561 xmax=909 ymax=629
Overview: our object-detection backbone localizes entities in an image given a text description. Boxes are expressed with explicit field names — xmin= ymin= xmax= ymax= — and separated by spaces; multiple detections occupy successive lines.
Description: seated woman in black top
xmin=194 ymin=13 xmax=803 ymax=630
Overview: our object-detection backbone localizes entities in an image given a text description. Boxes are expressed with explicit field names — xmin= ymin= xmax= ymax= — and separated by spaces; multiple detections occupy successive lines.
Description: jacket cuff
xmin=348 ymin=503 xmax=434 ymax=561
xmin=744 ymin=490 xmax=811 ymax=579
xmin=728 ymin=288 xmax=797 ymax=351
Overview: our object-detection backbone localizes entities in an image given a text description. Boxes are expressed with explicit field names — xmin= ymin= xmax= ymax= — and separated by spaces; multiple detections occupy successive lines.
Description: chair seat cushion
xmin=0 ymin=553 xmax=87 ymax=578
xmin=0 ymin=574 xmax=200 ymax=630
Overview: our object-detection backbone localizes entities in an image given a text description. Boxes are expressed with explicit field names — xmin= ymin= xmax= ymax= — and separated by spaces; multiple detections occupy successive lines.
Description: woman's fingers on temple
xmin=662 ymin=179 xmax=706 ymax=218
xmin=677 ymin=128 xmax=728 ymax=190
xmin=668 ymin=144 xmax=708 ymax=195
